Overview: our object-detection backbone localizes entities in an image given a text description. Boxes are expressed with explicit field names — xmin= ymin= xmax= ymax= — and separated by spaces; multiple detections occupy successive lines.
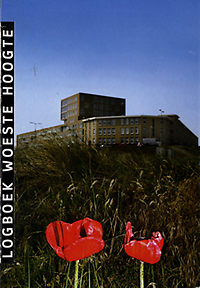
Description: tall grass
xmin=1 ymin=136 xmax=199 ymax=287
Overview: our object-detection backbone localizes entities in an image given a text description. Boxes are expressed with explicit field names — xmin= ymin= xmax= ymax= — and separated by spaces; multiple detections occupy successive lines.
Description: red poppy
xmin=46 ymin=217 xmax=105 ymax=261
xmin=123 ymin=222 xmax=164 ymax=264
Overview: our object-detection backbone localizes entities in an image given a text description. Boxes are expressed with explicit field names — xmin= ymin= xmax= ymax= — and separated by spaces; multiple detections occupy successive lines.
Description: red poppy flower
xmin=123 ymin=222 xmax=164 ymax=264
xmin=46 ymin=217 xmax=105 ymax=261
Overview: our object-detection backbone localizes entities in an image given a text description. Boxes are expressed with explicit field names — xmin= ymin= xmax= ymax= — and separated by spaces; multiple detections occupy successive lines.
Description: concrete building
xmin=17 ymin=93 xmax=198 ymax=147
xmin=82 ymin=114 xmax=198 ymax=146
xmin=61 ymin=92 xmax=125 ymax=121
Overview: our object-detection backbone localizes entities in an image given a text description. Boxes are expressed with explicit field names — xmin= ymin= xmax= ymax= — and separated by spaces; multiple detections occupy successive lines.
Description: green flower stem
xmin=88 ymin=260 xmax=91 ymax=288
xmin=74 ymin=260 xmax=79 ymax=288
xmin=79 ymin=262 xmax=84 ymax=288
xmin=92 ymin=257 xmax=100 ymax=288
xmin=65 ymin=262 xmax=71 ymax=288
xmin=140 ymin=261 xmax=144 ymax=288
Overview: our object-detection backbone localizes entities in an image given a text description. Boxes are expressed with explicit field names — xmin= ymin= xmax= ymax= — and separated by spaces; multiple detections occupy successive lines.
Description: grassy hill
xmin=1 ymin=136 xmax=199 ymax=287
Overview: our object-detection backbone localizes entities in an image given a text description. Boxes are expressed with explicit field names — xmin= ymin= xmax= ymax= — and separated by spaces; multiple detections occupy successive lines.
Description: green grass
xmin=1 ymin=136 xmax=200 ymax=287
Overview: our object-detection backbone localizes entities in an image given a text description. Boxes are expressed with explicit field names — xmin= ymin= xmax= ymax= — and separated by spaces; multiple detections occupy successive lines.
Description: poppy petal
xmin=46 ymin=221 xmax=66 ymax=259
xmin=46 ymin=221 xmax=79 ymax=259
xmin=63 ymin=237 xmax=105 ymax=262
xmin=71 ymin=219 xmax=83 ymax=238
xmin=124 ymin=239 xmax=162 ymax=264
xmin=82 ymin=217 xmax=103 ymax=238
xmin=124 ymin=221 xmax=134 ymax=244
xmin=151 ymin=231 xmax=164 ymax=250
xmin=123 ymin=222 xmax=164 ymax=264
xmin=46 ymin=218 xmax=105 ymax=261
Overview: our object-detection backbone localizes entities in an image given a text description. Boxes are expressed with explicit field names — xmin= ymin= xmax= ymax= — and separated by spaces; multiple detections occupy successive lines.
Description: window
xmin=143 ymin=127 xmax=146 ymax=134
xmin=80 ymin=109 xmax=85 ymax=115
xmin=112 ymin=119 xmax=115 ymax=125
xmin=121 ymin=118 xmax=124 ymax=125
xmin=112 ymin=128 xmax=115 ymax=135
xmin=93 ymin=104 xmax=98 ymax=109
xmin=126 ymin=118 xmax=129 ymax=125
xmin=99 ymin=120 xmax=102 ymax=126
xmin=99 ymin=128 xmax=102 ymax=135
xmin=161 ymin=128 xmax=164 ymax=135
xmin=93 ymin=138 xmax=95 ymax=144
xmin=115 ymin=106 xmax=119 ymax=112
xmin=103 ymin=119 xmax=106 ymax=126
xmin=161 ymin=118 xmax=164 ymax=125
xmin=126 ymin=137 xmax=129 ymax=144
xmin=130 ymin=127 xmax=134 ymax=134
xmin=111 ymin=99 xmax=115 ymax=105
xmin=112 ymin=138 xmax=115 ymax=144
xmin=121 ymin=128 xmax=124 ymax=135
xmin=61 ymin=113 xmax=67 ymax=119
xmin=103 ymin=138 xmax=106 ymax=144
xmin=84 ymin=102 xmax=89 ymax=108
xmin=121 ymin=137 xmax=124 ymax=144
xmin=99 ymin=138 xmax=102 ymax=144
xmin=61 ymin=106 xmax=67 ymax=113
xmin=80 ymin=95 xmax=85 ymax=101
xmin=135 ymin=127 xmax=138 ymax=134
xmin=99 ymin=104 xmax=103 ymax=110
xmin=143 ymin=118 xmax=146 ymax=125
xmin=93 ymin=121 xmax=95 ymax=126
xmin=107 ymin=138 xmax=111 ymax=144
xmin=135 ymin=137 xmax=138 ymax=143
xmin=103 ymin=128 xmax=106 ymax=135
xmin=130 ymin=118 xmax=133 ymax=124
xmin=135 ymin=118 xmax=138 ymax=124
xmin=130 ymin=137 xmax=134 ymax=144
xmin=107 ymin=128 xmax=111 ymax=135
xmin=93 ymin=129 xmax=95 ymax=135
xmin=62 ymin=99 xmax=68 ymax=106
xmin=126 ymin=127 xmax=129 ymax=134
xmin=107 ymin=119 xmax=111 ymax=125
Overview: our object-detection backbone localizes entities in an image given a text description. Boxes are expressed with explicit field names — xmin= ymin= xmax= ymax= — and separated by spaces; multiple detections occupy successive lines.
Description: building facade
xmin=61 ymin=92 xmax=126 ymax=122
xmin=17 ymin=93 xmax=198 ymax=147
xmin=82 ymin=114 xmax=198 ymax=146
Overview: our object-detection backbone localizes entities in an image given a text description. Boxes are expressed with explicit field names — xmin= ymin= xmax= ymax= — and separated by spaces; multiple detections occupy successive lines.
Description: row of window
xmin=97 ymin=137 xmax=139 ymax=145
xmin=80 ymin=95 xmax=124 ymax=106
xmin=97 ymin=127 xmax=139 ymax=136
xmin=62 ymin=96 xmax=78 ymax=106
xmin=88 ymin=103 xmax=121 ymax=112
xmin=98 ymin=118 xmax=140 ymax=126
xmin=98 ymin=128 xmax=116 ymax=135
xmin=61 ymin=103 xmax=77 ymax=112
xmin=61 ymin=110 xmax=77 ymax=119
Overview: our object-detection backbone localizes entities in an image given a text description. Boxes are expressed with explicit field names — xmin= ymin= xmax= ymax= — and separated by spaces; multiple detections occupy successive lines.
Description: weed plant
xmin=1 ymin=136 xmax=200 ymax=287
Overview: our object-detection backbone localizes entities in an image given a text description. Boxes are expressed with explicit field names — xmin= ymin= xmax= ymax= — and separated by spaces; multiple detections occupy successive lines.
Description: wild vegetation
xmin=1 ymin=136 xmax=200 ymax=287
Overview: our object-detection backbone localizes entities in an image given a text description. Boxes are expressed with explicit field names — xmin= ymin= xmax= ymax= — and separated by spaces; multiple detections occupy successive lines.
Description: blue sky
xmin=1 ymin=0 xmax=200 ymax=144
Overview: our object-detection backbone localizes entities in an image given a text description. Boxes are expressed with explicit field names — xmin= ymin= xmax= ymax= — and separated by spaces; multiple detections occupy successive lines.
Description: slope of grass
xmin=1 ymin=136 xmax=199 ymax=287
